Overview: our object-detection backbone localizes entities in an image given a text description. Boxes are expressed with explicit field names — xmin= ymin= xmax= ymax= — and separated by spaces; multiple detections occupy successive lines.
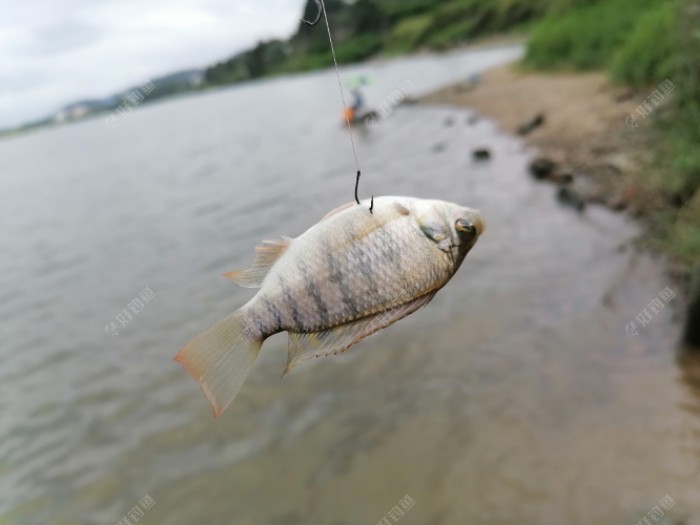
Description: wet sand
xmin=419 ymin=64 xmax=661 ymax=212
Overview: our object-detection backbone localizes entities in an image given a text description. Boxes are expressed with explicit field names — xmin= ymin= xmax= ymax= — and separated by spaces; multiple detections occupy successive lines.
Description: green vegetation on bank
xmin=659 ymin=1 xmax=700 ymax=265
xmin=525 ymin=0 xmax=699 ymax=267
xmin=204 ymin=0 xmax=545 ymax=85
xmin=526 ymin=0 xmax=674 ymax=72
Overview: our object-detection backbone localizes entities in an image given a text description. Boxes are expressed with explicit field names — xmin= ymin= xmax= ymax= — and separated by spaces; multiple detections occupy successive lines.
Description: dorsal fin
xmin=319 ymin=201 xmax=355 ymax=223
xmin=283 ymin=291 xmax=437 ymax=375
xmin=320 ymin=200 xmax=409 ymax=224
xmin=224 ymin=237 xmax=291 ymax=288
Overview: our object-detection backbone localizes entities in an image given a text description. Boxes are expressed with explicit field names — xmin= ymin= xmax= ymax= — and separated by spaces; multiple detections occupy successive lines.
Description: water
xmin=1 ymin=45 xmax=699 ymax=525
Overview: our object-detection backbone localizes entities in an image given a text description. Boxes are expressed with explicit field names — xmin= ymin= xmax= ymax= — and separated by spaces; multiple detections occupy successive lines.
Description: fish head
xmin=412 ymin=199 xmax=485 ymax=267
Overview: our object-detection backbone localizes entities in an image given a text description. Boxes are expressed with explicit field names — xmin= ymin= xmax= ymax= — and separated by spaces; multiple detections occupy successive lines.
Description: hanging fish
xmin=175 ymin=197 xmax=485 ymax=415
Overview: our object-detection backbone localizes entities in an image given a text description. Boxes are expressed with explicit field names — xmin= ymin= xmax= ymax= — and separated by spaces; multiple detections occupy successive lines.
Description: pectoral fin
xmin=393 ymin=202 xmax=410 ymax=216
xmin=283 ymin=291 xmax=437 ymax=375
xmin=224 ymin=237 xmax=291 ymax=288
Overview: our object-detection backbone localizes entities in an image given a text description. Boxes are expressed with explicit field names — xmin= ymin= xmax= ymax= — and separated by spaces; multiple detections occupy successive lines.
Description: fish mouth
xmin=453 ymin=210 xmax=484 ymax=269
xmin=456 ymin=210 xmax=486 ymax=237
xmin=471 ymin=212 xmax=486 ymax=236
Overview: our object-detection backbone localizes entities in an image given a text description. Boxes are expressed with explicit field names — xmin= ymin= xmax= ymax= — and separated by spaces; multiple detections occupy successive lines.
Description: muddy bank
xmin=419 ymin=65 xmax=657 ymax=211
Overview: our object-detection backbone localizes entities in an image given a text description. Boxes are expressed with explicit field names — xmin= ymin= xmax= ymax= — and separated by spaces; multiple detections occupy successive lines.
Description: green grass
xmin=383 ymin=0 xmax=546 ymax=52
xmin=335 ymin=34 xmax=385 ymax=62
xmin=425 ymin=18 xmax=478 ymax=48
xmin=525 ymin=0 xmax=667 ymax=70
xmin=660 ymin=192 xmax=700 ymax=265
xmin=610 ymin=2 xmax=678 ymax=86
xmin=387 ymin=14 xmax=434 ymax=52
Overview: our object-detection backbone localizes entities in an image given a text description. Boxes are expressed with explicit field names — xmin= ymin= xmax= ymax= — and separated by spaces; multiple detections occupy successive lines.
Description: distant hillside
xmin=204 ymin=0 xmax=545 ymax=86
xmin=11 ymin=69 xmax=206 ymax=132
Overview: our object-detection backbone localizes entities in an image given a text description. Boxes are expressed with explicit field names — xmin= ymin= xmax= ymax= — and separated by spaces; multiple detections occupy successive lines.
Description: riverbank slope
xmin=420 ymin=64 xmax=658 ymax=215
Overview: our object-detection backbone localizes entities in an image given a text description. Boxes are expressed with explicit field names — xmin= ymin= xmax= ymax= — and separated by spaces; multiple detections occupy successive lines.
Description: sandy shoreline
xmin=418 ymin=63 xmax=661 ymax=214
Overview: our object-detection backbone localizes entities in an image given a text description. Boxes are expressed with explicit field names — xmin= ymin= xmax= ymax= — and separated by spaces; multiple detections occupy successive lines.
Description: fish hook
xmin=354 ymin=170 xmax=374 ymax=214
xmin=300 ymin=0 xmax=323 ymax=26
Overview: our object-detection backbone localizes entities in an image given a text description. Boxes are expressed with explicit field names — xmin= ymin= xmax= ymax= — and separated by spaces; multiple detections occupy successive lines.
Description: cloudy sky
xmin=0 ymin=0 xmax=306 ymax=129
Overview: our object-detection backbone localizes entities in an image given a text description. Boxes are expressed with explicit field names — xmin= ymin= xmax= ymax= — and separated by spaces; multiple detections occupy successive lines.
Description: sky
xmin=0 ymin=0 xmax=306 ymax=129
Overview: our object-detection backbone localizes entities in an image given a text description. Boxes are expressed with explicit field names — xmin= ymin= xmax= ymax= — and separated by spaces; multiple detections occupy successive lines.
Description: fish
xmin=175 ymin=196 xmax=485 ymax=415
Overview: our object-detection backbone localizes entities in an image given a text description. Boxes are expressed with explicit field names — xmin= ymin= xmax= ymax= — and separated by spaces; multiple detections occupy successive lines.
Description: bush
xmin=388 ymin=14 xmax=434 ymax=52
xmin=382 ymin=0 xmax=441 ymax=22
xmin=412 ymin=0 xmax=545 ymax=50
xmin=610 ymin=3 xmax=678 ymax=86
xmin=426 ymin=19 xmax=479 ymax=48
xmin=335 ymin=34 xmax=385 ymax=63
xmin=665 ymin=192 xmax=700 ymax=265
xmin=668 ymin=0 xmax=700 ymax=198
xmin=525 ymin=0 xmax=666 ymax=70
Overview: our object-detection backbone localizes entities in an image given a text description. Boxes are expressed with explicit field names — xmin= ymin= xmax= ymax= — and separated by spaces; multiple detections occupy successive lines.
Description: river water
xmin=1 ymin=45 xmax=699 ymax=525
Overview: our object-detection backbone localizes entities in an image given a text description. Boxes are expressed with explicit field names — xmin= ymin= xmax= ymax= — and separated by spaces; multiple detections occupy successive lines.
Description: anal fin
xmin=284 ymin=291 xmax=437 ymax=374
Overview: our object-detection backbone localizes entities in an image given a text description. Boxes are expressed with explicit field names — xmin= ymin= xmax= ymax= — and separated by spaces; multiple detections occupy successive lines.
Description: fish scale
xmin=261 ymin=208 xmax=448 ymax=333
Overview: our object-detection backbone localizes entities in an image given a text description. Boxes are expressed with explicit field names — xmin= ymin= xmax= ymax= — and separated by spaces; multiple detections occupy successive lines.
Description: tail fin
xmin=174 ymin=311 xmax=262 ymax=416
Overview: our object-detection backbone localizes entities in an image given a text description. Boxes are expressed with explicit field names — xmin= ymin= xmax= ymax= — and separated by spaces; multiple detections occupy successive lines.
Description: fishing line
xmin=311 ymin=0 xmax=373 ymax=212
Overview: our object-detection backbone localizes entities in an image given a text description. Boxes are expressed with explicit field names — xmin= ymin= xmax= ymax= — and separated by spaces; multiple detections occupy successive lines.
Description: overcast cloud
xmin=0 ymin=0 xmax=305 ymax=128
